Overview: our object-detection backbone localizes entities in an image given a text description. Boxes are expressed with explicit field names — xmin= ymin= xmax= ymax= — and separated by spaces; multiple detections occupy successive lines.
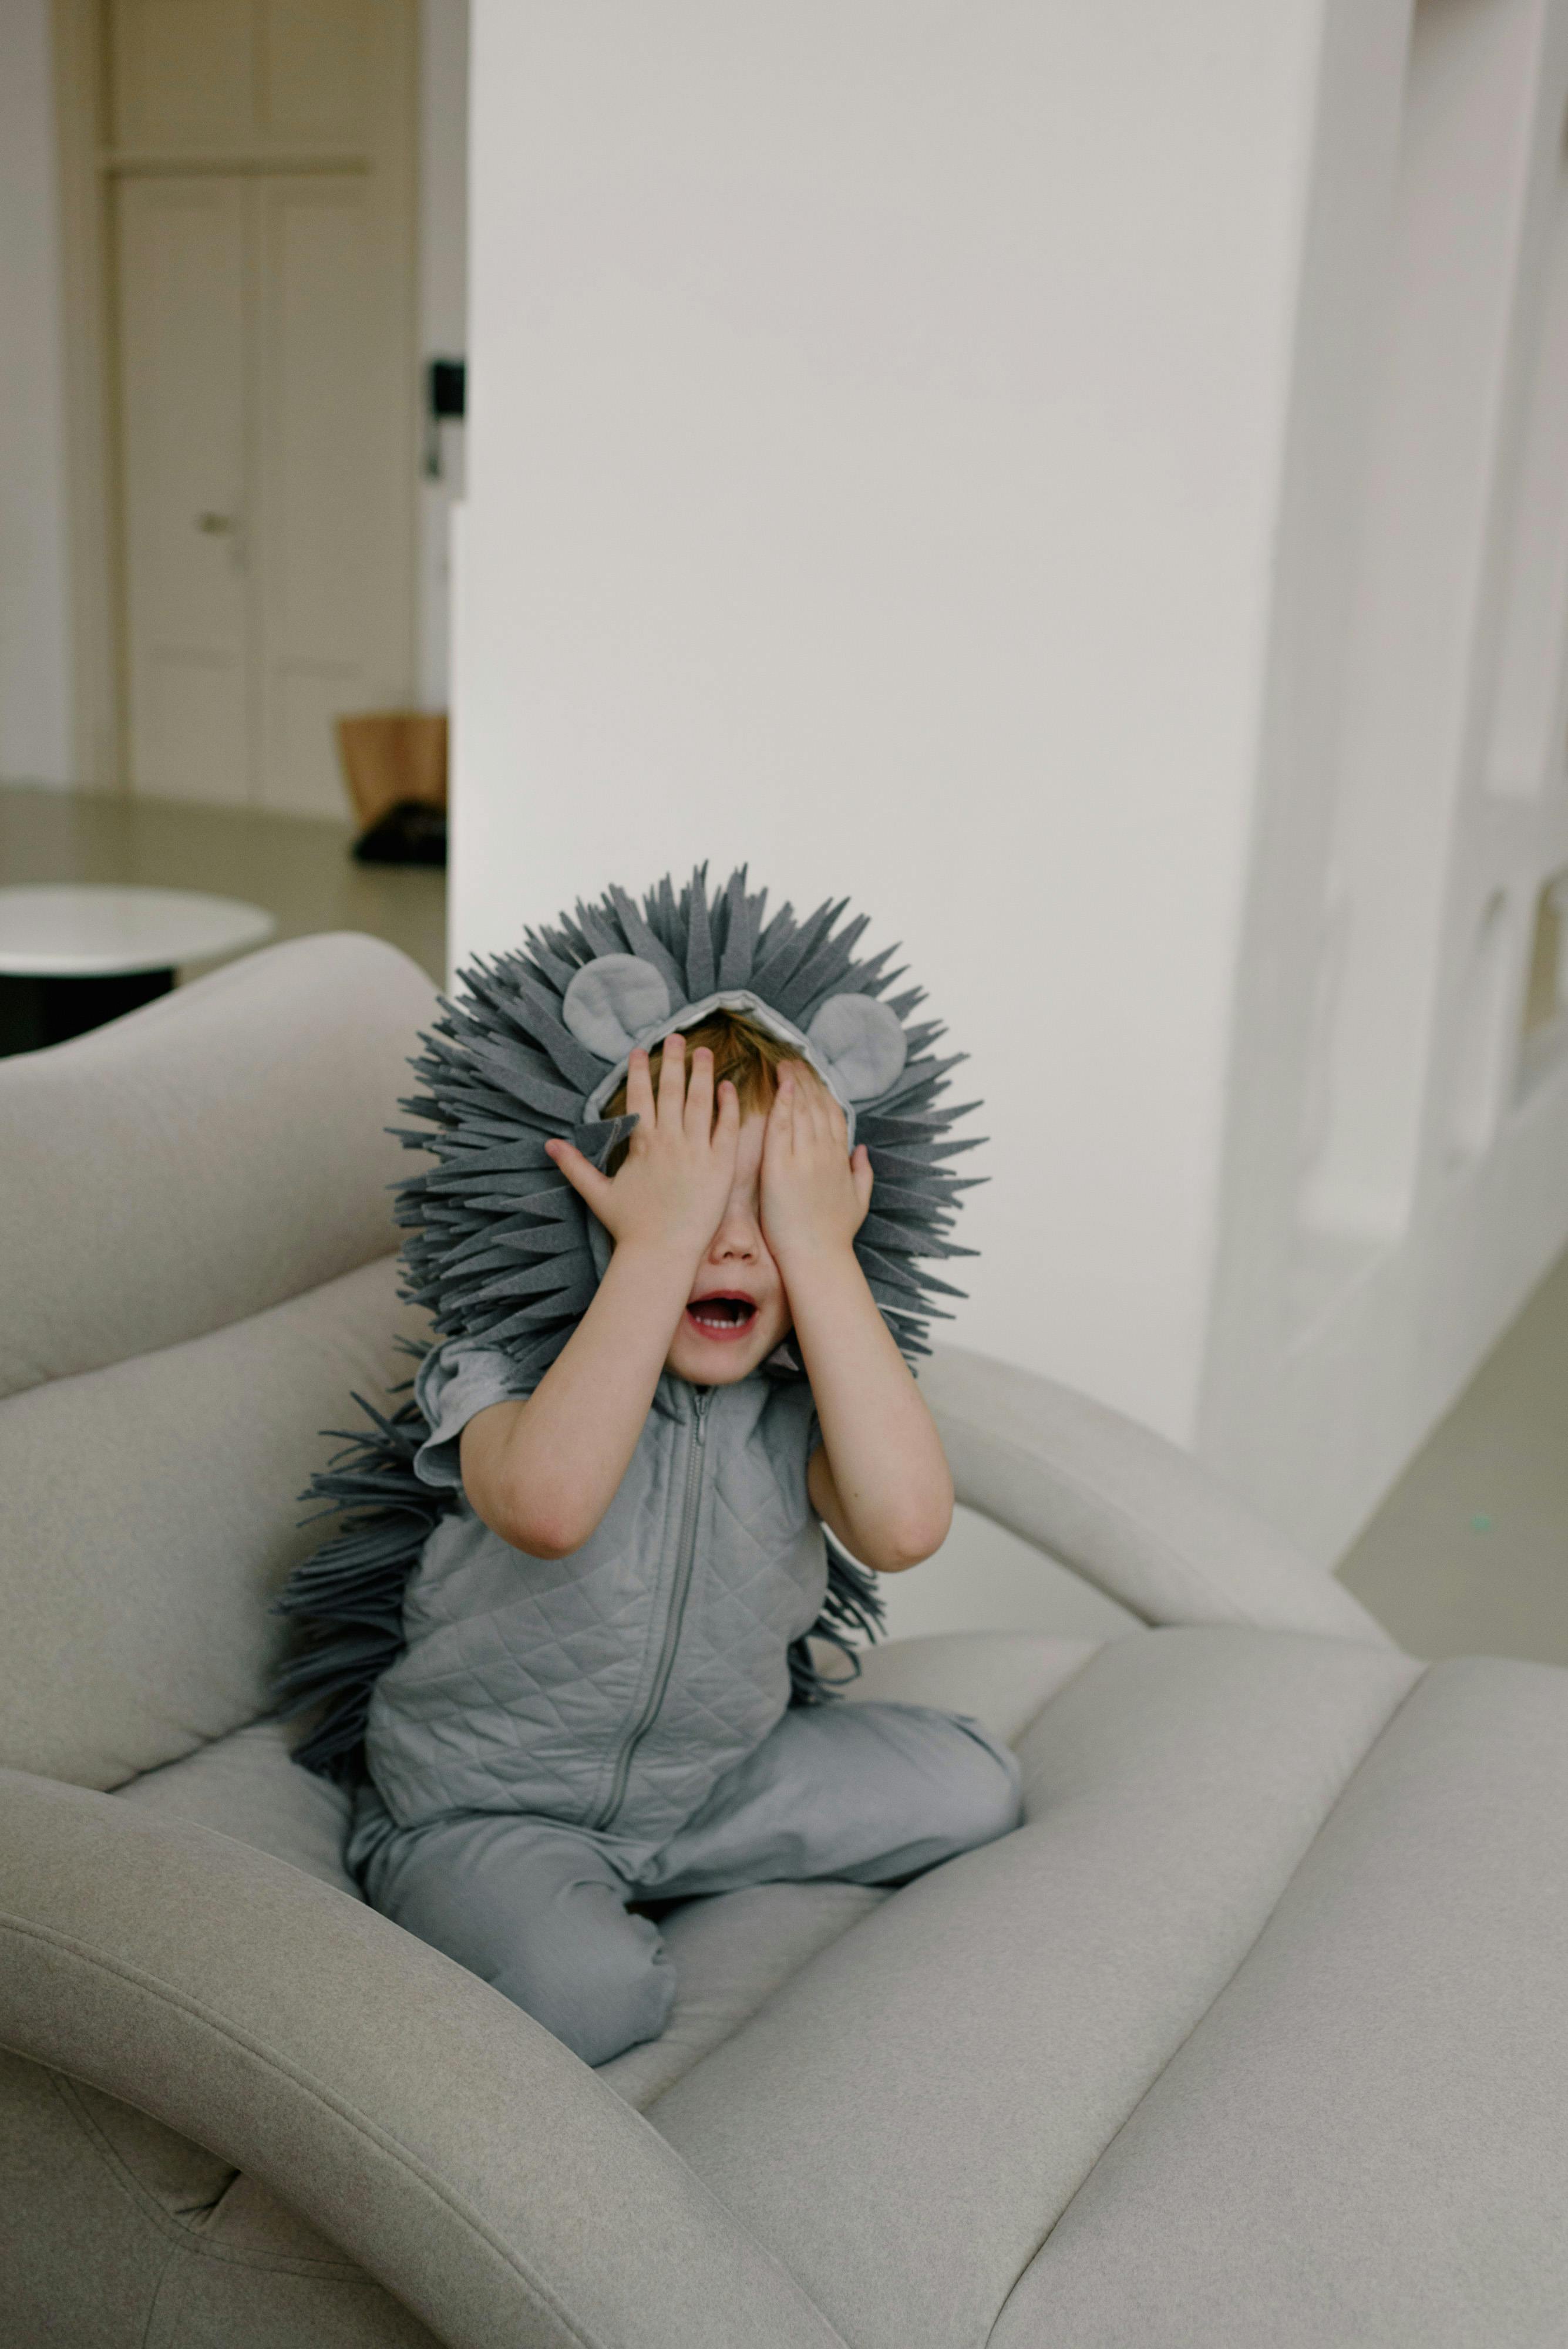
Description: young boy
xmin=345 ymin=1009 xmax=1021 ymax=2068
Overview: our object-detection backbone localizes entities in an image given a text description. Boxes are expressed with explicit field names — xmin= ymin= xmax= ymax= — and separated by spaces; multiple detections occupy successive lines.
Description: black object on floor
xmin=352 ymin=800 xmax=447 ymax=867
xmin=0 ymin=967 xmax=174 ymax=1056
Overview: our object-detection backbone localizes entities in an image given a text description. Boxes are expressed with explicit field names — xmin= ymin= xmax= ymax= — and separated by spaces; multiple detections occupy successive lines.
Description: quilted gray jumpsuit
xmin=348 ymin=1342 xmax=1022 ymax=2065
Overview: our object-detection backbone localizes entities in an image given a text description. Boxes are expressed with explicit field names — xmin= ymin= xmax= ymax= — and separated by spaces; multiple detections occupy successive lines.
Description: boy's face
xmin=665 ymin=1110 xmax=794 ymax=1384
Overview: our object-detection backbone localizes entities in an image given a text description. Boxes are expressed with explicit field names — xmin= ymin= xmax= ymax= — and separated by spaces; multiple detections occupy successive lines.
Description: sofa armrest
xmin=0 ymin=1773 xmax=844 ymax=2349
xmin=920 ymin=1345 xmax=1395 ymax=1647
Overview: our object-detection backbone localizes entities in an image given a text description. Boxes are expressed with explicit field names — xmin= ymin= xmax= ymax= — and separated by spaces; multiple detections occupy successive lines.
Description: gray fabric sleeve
xmin=412 ymin=1341 xmax=539 ymax=1492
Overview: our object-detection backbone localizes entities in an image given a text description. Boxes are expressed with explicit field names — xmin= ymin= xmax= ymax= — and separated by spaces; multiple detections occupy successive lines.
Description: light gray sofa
xmin=2 ymin=932 xmax=1564 ymax=2349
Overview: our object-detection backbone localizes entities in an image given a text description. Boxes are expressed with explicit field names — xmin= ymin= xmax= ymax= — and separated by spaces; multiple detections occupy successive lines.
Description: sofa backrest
xmin=0 ymin=933 xmax=439 ymax=1790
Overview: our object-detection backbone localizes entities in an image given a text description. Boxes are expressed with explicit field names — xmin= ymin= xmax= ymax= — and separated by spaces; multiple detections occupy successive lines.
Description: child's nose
xmin=709 ymin=1203 xmax=762 ymax=1258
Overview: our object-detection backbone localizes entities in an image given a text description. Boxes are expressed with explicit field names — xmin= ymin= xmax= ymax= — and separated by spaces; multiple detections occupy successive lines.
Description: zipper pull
xmin=696 ymin=1388 xmax=712 ymax=1445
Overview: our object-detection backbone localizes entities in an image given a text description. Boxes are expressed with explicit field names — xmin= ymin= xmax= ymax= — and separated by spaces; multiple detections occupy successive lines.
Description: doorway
xmin=103 ymin=0 xmax=417 ymax=816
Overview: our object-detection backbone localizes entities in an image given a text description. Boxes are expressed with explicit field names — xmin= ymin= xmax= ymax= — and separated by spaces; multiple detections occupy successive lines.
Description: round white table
xmin=0 ymin=886 xmax=275 ymax=1054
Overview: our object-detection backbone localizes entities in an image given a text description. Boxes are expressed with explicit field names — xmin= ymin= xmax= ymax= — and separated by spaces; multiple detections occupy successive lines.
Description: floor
xmin=1336 ymin=1241 xmax=1568 ymax=1668
xmin=4 ymin=779 xmax=1563 ymax=1670
xmin=0 ymin=781 xmax=445 ymax=984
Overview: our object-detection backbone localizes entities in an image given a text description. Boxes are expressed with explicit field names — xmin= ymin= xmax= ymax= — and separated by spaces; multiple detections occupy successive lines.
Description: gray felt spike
xmin=551 ymin=917 xmax=595 ymax=966
xmin=748 ymin=897 xmax=829 ymax=995
xmin=749 ymin=894 xmax=844 ymax=1000
xmin=682 ymin=861 xmax=716 ymax=998
xmin=650 ymin=874 xmax=682 ymax=957
xmin=873 ymin=1052 xmax=969 ymax=1108
xmin=509 ymin=978 xmax=613 ymax=1095
xmin=840 ymin=941 xmax=901 ymax=997
xmin=519 ymin=933 xmax=580 ymax=998
xmin=604 ymin=885 xmax=686 ymax=998
xmin=572 ymin=901 xmax=625 ymax=961
xmin=777 ymin=911 xmax=874 ymax=1024
xmin=752 ymin=900 xmax=796 ymax=967
xmin=709 ymin=870 xmax=732 ymax=975
xmin=487 ymin=1224 xmax=584 ymax=1260
xmin=715 ymin=866 xmax=755 ymax=988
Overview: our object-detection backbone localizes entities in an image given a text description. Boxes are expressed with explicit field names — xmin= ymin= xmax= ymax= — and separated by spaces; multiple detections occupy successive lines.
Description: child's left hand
xmin=759 ymin=1064 xmax=873 ymax=1266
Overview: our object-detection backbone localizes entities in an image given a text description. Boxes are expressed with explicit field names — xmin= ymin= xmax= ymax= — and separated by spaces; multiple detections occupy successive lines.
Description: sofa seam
xmin=982 ymin=1654 xmax=1433 ymax=2344
xmin=4 ymin=1247 xmax=403 ymax=1415
xmin=1002 ymin=1641 xmax=1112 ymax=1756
xmin=141 ymin=2232 xmax=200 ymax=2349
xmin=55 ymin=2059 xmax=367 ymax=2276
xmin=47 ymin=2068 xmax=238 ymax=2249
xmin=0 ymin=1917 xmax=606 ymax=2349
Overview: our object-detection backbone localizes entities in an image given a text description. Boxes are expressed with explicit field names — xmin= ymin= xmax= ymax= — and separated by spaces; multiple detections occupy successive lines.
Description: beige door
xmin=115 ymin=176 xmax=251 ymax=805
xmin=109 ymin=0 xmax=415 ymax=816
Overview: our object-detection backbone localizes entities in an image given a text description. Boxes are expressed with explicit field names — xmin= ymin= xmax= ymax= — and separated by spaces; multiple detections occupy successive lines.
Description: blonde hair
xmin=604 ymin=1010 xmax=822 ymax=1163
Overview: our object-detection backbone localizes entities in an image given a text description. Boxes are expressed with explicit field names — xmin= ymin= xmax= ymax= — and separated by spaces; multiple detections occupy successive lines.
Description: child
xmin=287 ymin=873 xmax=1022 ymax=2068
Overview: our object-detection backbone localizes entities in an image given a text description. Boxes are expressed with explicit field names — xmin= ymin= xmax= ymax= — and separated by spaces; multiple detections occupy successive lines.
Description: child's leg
xmin=350 ymin=1791 xmax=675 ymax=2066
xmin=636 ymin=1701 xmax=1022 ymax=1902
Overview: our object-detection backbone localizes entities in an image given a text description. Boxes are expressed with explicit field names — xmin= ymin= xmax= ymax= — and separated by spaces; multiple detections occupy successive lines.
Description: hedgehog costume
xmin=277 ymin=869 xmax=1022 ymax=2066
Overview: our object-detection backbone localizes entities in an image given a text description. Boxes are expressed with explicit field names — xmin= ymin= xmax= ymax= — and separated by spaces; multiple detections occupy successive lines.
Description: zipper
xmin=593 ymin=1385 xmax=712 ymax=1831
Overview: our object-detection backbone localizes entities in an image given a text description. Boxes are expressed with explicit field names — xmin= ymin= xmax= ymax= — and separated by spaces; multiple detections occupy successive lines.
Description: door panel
xmin=115 ymin=176 xmax=251 ymax=804
xmin=109 ymin=0 xmax=254 ymax=151
xmin=257 ymin=0 xmax=372 ymax=145
xmin=257 ymin=174 xmax=409 ymax=815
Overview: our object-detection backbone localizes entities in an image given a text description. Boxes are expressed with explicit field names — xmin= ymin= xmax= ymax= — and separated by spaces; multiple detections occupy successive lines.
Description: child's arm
xmin=762 ymin=1066 xmax=954 ymax=1573
xmin=459 ymin=1036 xmax=738 ymax=1557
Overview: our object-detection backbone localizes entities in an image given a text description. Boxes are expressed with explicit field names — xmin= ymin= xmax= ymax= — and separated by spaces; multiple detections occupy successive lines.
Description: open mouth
xmin=685 ymin=1293 xmax=758 ymax=1341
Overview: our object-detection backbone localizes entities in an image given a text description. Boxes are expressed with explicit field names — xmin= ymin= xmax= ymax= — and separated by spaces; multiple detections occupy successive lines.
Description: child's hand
xmin=545 ymin=1035 xmax=740 ymax=1264
xmin=759 ymin=1064 xmax=873 ymax=1267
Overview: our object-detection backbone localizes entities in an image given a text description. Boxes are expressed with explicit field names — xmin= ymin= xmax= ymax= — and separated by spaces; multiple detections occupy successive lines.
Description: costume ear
xmin=561 ymin=954 xmax=674 ymax=1061
xmin=806 ymin=992 xmax=907 ymax=1102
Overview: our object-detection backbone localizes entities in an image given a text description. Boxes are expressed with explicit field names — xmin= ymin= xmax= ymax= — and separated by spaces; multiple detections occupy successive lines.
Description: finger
xmin=803 ymin=1073 xmax=835 ymax=1145
xmin=657 ymin=1031 xmax=686 ymax=1128
xmin=624 ymin=1048 xmax=655 ymax=1131
xmin=544 ymin=1137 xmax=614 ymax=1215
xmin=851 ymin=1142 xmax=874 ymax=1221
xmin=773 ymin=1064 xmax=799 ymax=1152
xmin=790 ymin=1074 xmax=818 ymax=1152
xmin=762 ymin=1073 xmax=791 ymax=1172
xmin=714 ymin=1075 xmax=741 ymax=1149
xmin=684 ymin=1043 xmax=714 ymax=1139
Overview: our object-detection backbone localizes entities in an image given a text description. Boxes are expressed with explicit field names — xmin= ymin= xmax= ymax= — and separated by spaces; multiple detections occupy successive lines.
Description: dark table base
xmin=0 ymin=967 xmax=174 ymax=1057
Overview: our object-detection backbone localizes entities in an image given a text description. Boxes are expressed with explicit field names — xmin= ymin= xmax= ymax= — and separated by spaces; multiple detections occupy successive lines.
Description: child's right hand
xmin=545 ymin=1034 xmax=740 ymax=1264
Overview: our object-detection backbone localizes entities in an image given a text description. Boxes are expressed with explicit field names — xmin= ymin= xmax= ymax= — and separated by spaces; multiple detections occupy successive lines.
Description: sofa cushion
xmin=990 ymin=1654 xmax=1568 ymax=2348
xmin=112 ymin=1633 xmax=1102 ymax=2112
xmin=599 ymin=1882 xmax=891 ymax=2109
xmin=649 ymin=1625 xmax=1422 ymax=2349
xmin=0 ymin=933 xmax=435 ymax=1401
xmin=119 ymin=1721 xmax=358 ymax=1899
xmin=1 ymin=1256 xmax=423 ymax=1790
xmin=835 ymin=1626 xmax=1101 ymax=1742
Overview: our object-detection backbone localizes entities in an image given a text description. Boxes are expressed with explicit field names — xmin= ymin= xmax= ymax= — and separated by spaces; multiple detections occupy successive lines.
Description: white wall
xmin=1200 ymin=0 xmax=1568 ymax=1562
xmin=0 ymin=0 xmax=75 ymax=785
xmin=417 ymin=0 xmax=469 ymax=709
xmin=452 ymin=0 xmax=1568 ymax=1577
xmin=452 ymin=0 xmax=1325 ymax=1445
